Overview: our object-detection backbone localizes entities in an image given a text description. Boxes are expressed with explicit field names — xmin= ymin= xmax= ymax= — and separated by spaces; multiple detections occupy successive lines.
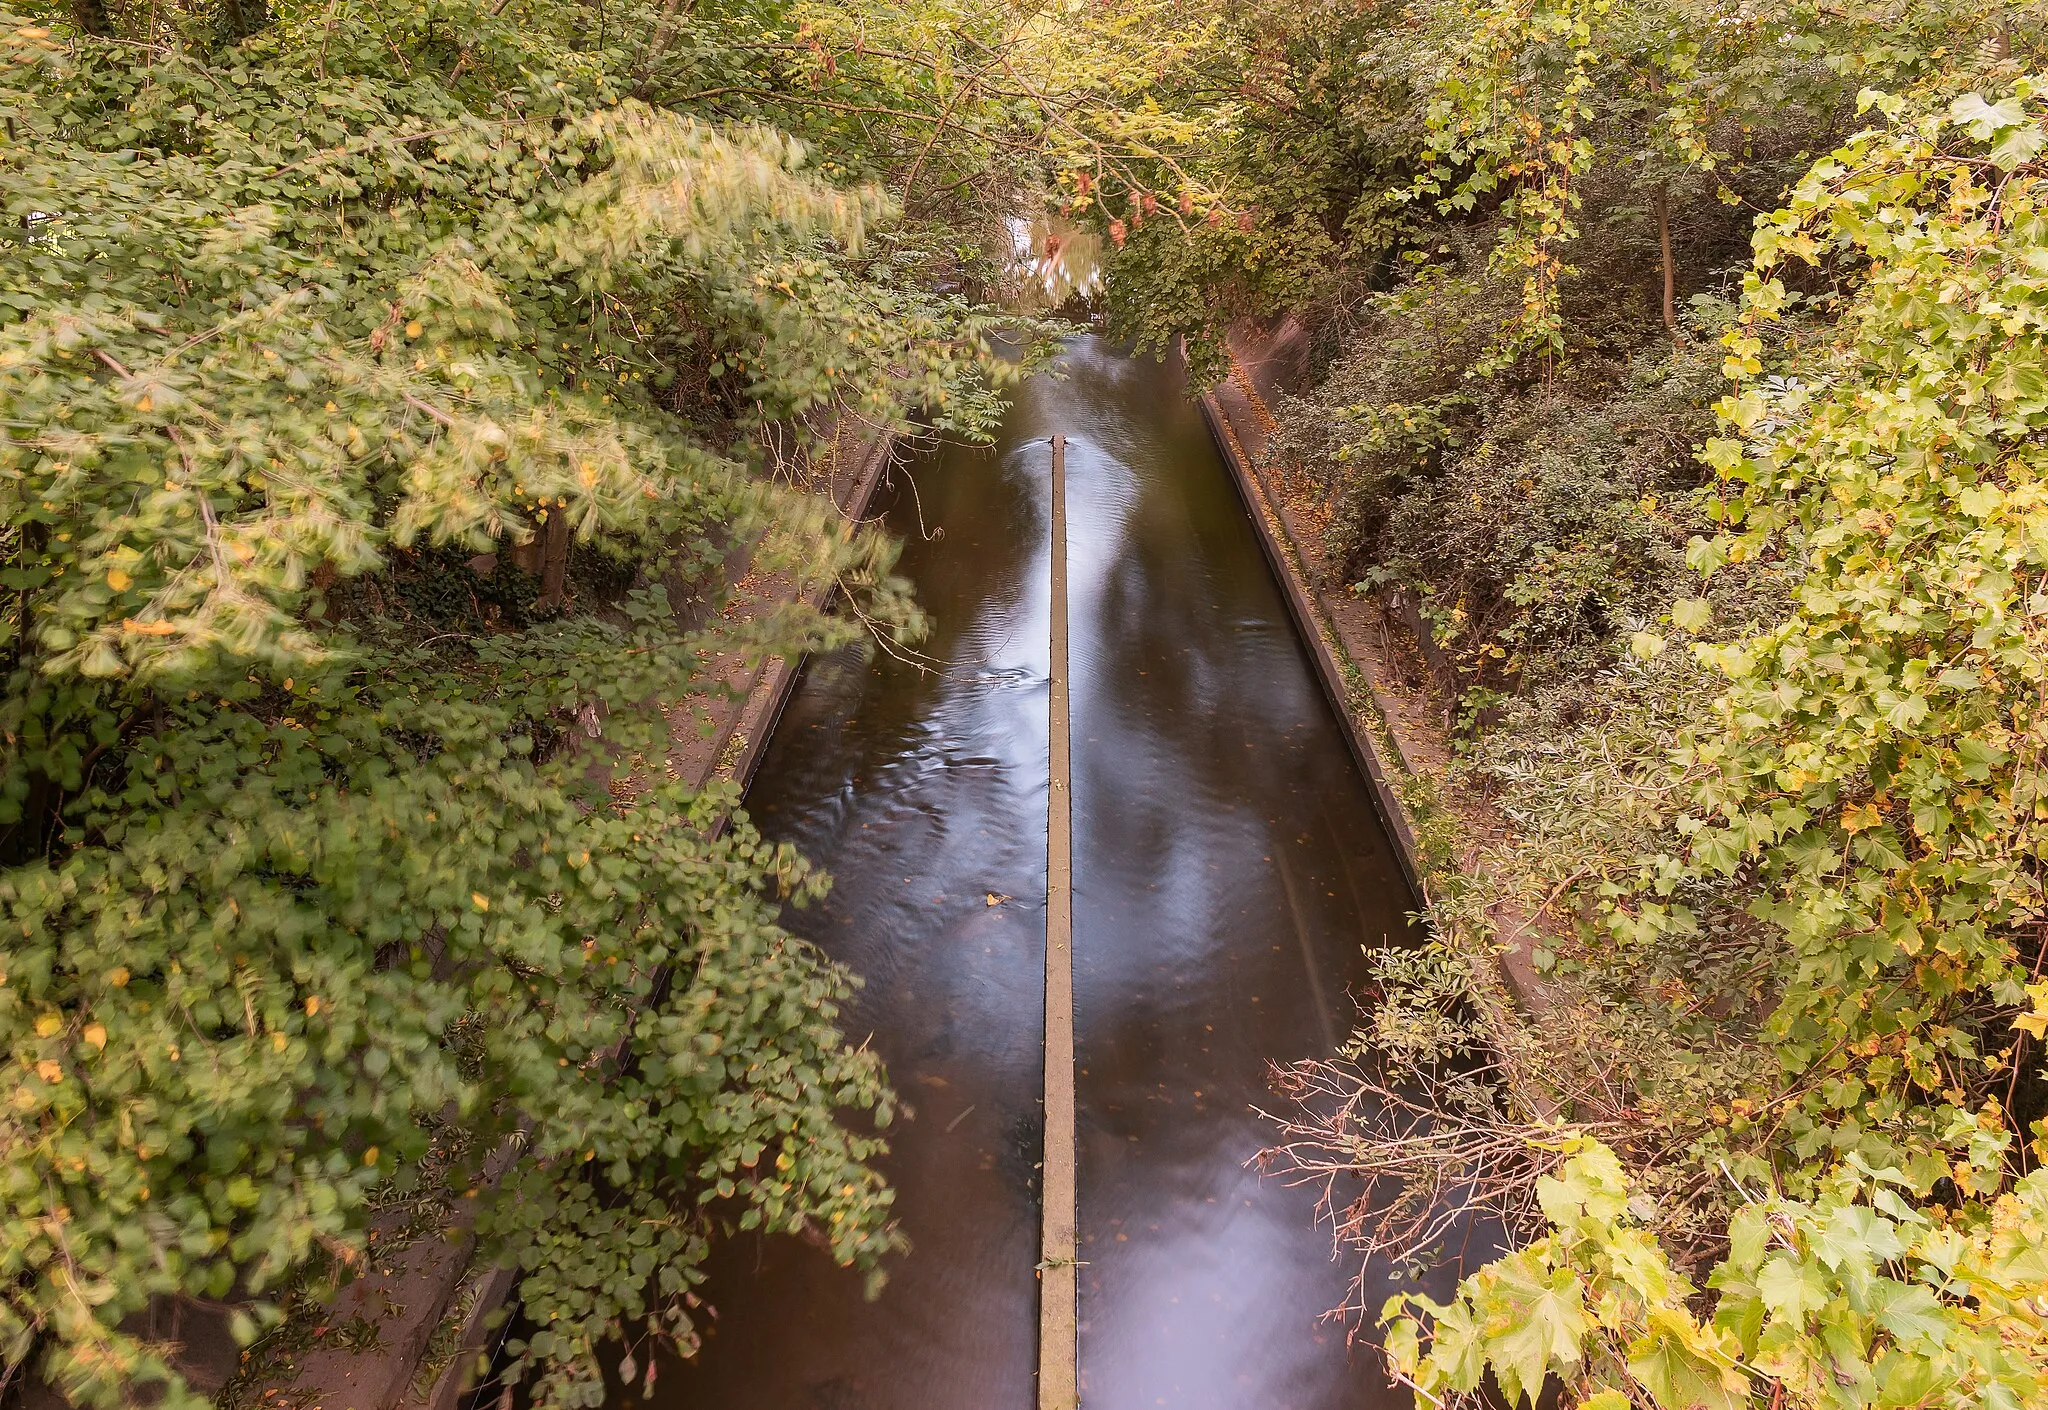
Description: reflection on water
xmin=649 ymin=423 xmax=1052 ymax=1410
xmin=1007 ymin=215 xmax=1105 ymax=310
xmin=642 ymin=339 xmax=1425 ymax=1410
xmin=1059 ymin=340 xmax=1412 ymax=1409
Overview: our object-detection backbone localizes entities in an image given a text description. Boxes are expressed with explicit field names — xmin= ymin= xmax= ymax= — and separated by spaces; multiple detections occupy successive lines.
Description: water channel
xmin=651 ymin=337 xmax=1419 ymax=1409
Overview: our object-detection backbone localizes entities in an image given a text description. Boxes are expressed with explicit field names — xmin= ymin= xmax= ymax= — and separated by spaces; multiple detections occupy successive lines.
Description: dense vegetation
xmin=15 ymin=1 xmax=2048 ymax=1408
xmin=0 ymin=2 xmax=1087 ymax=1405
xmin=1061 ymin=1 xmax=2048 ymax=1406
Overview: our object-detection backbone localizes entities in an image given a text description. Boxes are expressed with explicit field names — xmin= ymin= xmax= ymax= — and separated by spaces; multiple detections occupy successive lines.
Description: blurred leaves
xmin=0 ymin=2 xmax=1043 ymax=1405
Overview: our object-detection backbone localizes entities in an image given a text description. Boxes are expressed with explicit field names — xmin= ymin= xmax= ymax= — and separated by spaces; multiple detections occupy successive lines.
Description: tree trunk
xmin=1655 ymin=182 xmax=1678 ymax=340
xmin=538 ymin=510 xmax=573 ymax=613
xmin=70 ymin=0 xmax=114 ymax=37
xmin=219 ymin=0 xmax=269 ymax=41
xmin=641 ymin=1 xmax=695 ymax=73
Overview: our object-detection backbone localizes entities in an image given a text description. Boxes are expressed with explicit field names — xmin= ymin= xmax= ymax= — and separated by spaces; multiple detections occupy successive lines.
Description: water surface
xmin=653 ymin=338 xmax=1416 ymax=1410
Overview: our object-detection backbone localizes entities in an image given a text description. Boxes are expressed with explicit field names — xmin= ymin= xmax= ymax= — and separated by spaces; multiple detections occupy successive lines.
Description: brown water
xmin=651 ymin=338 xmax=1421 ymax=1409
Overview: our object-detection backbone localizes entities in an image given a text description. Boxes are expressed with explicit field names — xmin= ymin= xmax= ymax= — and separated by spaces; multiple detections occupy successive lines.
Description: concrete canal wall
xmin=1194 ymin=319 xmax=1553 ymax=1018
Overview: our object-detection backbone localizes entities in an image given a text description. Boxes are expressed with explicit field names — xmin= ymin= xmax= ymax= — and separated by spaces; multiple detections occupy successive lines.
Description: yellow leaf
xmin=473 ymin=892 xmax=490 ymax=911
xmin=107 ymin=569 xmax=131 ymax=591
xmin=108 ymin=967 xmax=129 ymax=987
xmin=272 ymin=1031 xmax=288 ymax=1053
xmin=405 ymin=321 xmax=422 ymax=338
xmin=2017 ymin=982 xmax=2048 ymax=1040
xmin=34 ymin=1013 xmax=60 ymax=1037
xmin=1841 ymin=802 xmax=1883 ymax=833
xmin=83 ymin=1024 xmax=106 ymax=1051
xmin=363 ymin=1146 xmax=380 ymax=1166
xmin=36 ymin=1060 xmax=62 ymax=1083
xmin=305 ymin=995 xmax=322 ymax=1017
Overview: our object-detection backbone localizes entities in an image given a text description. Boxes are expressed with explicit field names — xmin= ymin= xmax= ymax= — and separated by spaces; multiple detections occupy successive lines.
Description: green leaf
xmin=1671 ymin=598 xmax=1713 ymax=633
xmin=1757 ymin=1254 xmax=1829 ymax=1323
xmin=1726 ymin=1208 xmax=1770 ymax=1271
xmin=1626 ymin=1326 xmax=1744 ymax=1410
xmin=1487 ymin=1262 xmax=1591 ymax=1406
xmin=1958 ymin=483 xmax=2004 ymax=517
xmin=1870 ymin=1282 xmax=1948 ymax=1351
xmin=1947 ymin=92 xmax=2026 ymax=141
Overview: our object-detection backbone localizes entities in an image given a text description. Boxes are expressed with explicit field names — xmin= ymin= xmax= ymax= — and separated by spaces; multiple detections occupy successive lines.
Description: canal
xmin=650 ymin=337 xmax=1419 ymax=1409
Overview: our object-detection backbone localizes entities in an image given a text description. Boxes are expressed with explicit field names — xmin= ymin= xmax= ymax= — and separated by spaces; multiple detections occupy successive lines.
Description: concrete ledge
xmin=1198 ymin=391 xmax=1425 ymax=902
xmin=1194 ymin=331 xmax=1552 ymax=1020
xmin=717 ymin=430 xmax=899 ymax=796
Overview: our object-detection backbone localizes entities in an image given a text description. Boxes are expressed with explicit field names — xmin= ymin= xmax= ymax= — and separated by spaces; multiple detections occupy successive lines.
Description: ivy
xmin=1647 ymin=76 xmax=2048 ymax=1175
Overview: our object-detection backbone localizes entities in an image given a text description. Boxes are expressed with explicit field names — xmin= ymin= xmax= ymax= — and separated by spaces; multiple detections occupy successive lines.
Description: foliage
xmin=1092 ymin=0 xmax=1423 ymax=382
xmin=1345 ymin=50 xmax=2048 ymax=1410
xmin=1191 ymin=5 xmax=2048 ymax=1408
xmin=1271 ymin=262 xmax=1728 ymax=689
xmin=1637 ymin=76 xmax=2048 ymax=1177
xmin=1077 ymin=0 xmax=1888 ymax=379
xmin=1084 ymin=0 xmax=2048 ymax=377
xmin=0 ymin=3 xmax=1037 ymax=1406
xmin=1386 ymin=1137 xmax=2048 ymax=1410
xmin=1392 ymin=0 xmax=2022 ymax=365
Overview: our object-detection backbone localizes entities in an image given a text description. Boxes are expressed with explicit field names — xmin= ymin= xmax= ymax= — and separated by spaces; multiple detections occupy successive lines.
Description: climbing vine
xmin=1385 ymin=1137 xmax=2048 ymax=1410
xmin=1641 ymin=76 xmax=2048 ymax=1177
xmin=1316 ymin=56 xmax=2048 ymax=1410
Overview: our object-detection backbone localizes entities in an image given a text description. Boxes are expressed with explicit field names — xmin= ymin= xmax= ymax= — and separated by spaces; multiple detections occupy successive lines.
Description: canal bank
xmin=1197 ymin=320 xmax=1557 ymax=1021
xmin=642 ymin=335 xmax=1432 ymax=1410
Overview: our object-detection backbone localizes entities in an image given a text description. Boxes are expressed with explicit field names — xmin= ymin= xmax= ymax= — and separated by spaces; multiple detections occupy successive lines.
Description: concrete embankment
xmin=1194 ymin=320 xmax=1553 ymax=1018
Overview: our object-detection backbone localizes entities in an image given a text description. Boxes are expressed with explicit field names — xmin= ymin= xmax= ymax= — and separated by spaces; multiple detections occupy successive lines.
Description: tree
xmin=0 ymin=4 xmax=1029 ymax=1405
xmin=1254 ymin=38 xmax=2048 ymax=1410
